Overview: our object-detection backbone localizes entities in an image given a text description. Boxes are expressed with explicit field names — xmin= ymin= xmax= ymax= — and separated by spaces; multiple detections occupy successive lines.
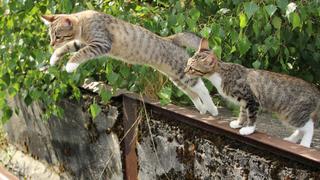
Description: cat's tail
xmin=165 ymin=32 xmax=201 ymax=50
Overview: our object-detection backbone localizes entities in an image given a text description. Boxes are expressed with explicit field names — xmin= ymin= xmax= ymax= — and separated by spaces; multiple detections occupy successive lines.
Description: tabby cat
xmin=40 ymin=10 xmax=218 ymax=116
xmin=185 ymin=38 xmax=319 ymax=148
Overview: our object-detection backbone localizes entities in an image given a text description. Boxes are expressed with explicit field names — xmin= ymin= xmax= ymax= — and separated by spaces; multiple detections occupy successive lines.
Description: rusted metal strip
xmin=0 ymin=166 xmax=18 ymax=180
xmin=122 ymin=93 xmax=320 ymax=169
xmin=122 ymin=95 xmax=139 ymax=180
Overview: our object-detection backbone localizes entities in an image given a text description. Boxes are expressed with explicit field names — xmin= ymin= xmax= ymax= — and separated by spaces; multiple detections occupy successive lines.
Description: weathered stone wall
xmin=3 ymin=96 xmax=123 ymax=180
xmin=137 ymin=112 xmax=320 ymax=180
xmin=1 ymin=94 xmax=320 ymax=180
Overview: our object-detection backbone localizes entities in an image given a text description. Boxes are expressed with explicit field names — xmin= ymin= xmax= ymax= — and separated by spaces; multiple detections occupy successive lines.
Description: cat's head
xmin=41 ymin=14 xmax=80 ymax=49
xmin=184 ymin=38 xmax=218 ymax=76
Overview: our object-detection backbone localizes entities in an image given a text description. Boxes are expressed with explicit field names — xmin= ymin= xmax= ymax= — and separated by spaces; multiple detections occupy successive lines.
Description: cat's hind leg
xmin=188 ymin=79 xmax=218 ymax=116
xmin=283 ymin=129 xmax=303 ymax=143
xmin=299 ymin=119 xmax=314 ymax=148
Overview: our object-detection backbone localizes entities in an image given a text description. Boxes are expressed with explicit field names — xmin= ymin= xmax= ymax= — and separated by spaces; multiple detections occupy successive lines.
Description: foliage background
xmin=1 ymin=0 xmax=320 ymax=121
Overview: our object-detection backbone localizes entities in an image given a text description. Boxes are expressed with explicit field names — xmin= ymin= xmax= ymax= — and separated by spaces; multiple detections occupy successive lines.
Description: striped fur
xmin=41 ymin=10 xmax=218 ymax=116
xmin=185 ymin=38 xmax=320 ymax=147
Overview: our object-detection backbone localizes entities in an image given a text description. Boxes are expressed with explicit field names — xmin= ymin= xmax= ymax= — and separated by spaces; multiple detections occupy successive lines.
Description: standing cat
xmin=185 ymin=38 xmax=319 ymax=148
xmin=40 ymin=10 xmax=218 ymax=116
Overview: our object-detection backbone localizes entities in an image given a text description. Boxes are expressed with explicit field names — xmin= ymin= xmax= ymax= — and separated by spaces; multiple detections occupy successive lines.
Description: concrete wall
xmin=3 ymin=96 xmax=123 ymax=180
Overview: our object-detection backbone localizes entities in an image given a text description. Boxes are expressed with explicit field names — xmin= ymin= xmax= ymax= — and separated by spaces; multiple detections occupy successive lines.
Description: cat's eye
xmin=56 ymin=36 xmax=62 ymax=40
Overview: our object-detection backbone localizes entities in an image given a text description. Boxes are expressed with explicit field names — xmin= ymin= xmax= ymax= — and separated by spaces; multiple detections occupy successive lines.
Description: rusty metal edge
xmin=0 ymin=166 xmax=18 ymax=180
xmin=121 ymin=93 xmax=320 ymax=169
xmin=122 ymin=95 xmax=139 ymax=180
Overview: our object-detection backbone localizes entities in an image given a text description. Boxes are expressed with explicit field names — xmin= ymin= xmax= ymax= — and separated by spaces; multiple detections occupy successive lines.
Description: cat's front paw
xmin=199 ymin=107 xmax=207 ymax=115
xmin=66 ymin=62 xmax=80 ymax=73
xmin=229 ymin=120 xmax=243 ymax=129
xmin=193 ymin=102 xmax=207 ymax=115
xmin=239 ymin=126 xmax=255 ymax=135
xmin=50 ymin=53 xmax=60 ymax=66
xmin=208 ymin=106 xmax=219 ymax=116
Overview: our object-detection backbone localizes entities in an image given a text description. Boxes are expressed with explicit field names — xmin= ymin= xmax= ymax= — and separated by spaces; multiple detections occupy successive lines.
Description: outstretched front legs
xmin=188 ymin=79 xmax=218 ymax=116
xmin=65 ymin=39 xmax=111 ymax=72
xmin=50 ymin=40 xmax=85 ymax=66
xmin=172 ymin=78 xmax=218 ymax=116
xmin=50 ymin=36 xmax=112 ymax=73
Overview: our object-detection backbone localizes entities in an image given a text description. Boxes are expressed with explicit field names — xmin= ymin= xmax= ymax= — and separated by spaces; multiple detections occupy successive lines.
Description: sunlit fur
xmin=41 ymin=10 xmax=219 ymax=116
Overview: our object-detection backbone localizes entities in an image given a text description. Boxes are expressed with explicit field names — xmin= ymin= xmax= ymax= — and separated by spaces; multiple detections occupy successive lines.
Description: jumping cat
xmin=184 ymin=38 xmax=319 ymax=148
xmin=40 ymin=10 xmax=218 ymax=116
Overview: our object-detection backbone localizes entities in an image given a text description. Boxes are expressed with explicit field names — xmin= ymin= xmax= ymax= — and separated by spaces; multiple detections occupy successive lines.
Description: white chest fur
xmin=207 ymin=73 xmax=241 ymax=105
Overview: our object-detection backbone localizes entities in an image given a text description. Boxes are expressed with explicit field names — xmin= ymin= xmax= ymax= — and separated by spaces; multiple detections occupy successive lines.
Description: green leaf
xmin=86 ymin=2 xmax=95 ymax=10
xmin=1 ymin=73 xmax=10 ymax=86
xmin=173 ymin=25 xmax=183 ymax=33
xmin=212 ymin=45 xmax=222 ymax=59
xmin=230 ymin=30 xmax=238 ymax=43
xmin=90 ymin=103 xmax=101 ymax=120
xmin=264 ymin=5 xmax=277 ymax=17
xmin=271 ymin=16 xmax=282 ymax=29
xmin=291 ymin=12 xmax=301 ymax=30
xmin=252 ymin=60 xmax=261 ymax=69
xmin=158 ymin=86 xmax=172 ymax=105
xmin=186 ymin=18 xmax=197 ymax=31
xmin=176 ymin=14 xmax=185 ymax=26
xmin=99 ymin=89 xmax=112 ymax=104
xmin=252 ymin=21 xmax=260 ymax=36
xmin=244 ymin=2 xmax=259 ymax=18
xmin=106 ymin=62 xmax=113 ymax=74
xmin=200 ymin=27 xmax=211 ymax=38
xmin=190 ymin=8 xmax=200 ymax=21
xmin=277 ymin=0 xmax=288 ymax=11
xmin=264 ymin=36 xmax=280 ymax=52
xmin=237 ymin=36 xmax=251 ymax=56
xmin=168 ymin=14 xmax=177 ymax=27
xmin=239 ymin=13 xmax=247 ymax=28
xmin=62 ymin=0 xmax=73 ymax=13
xmin=24 ymin=94 xmax=33 ymax=106
xmin=306 ymin=20 xmax=313 ymax=35
xmin=7 ymin=19 xmax=13 ymax=29
xmin=120 ymin=66 xmax=130 ymax=77
xmin=107 ymin=72 xmax=119 ymax=84
xmin=1 ymin=106 xmax=12 ymax=123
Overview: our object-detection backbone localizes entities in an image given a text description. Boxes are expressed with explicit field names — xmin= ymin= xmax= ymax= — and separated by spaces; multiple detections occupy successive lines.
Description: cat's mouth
xmin=184 ymin=66 xmax=206 ymax=76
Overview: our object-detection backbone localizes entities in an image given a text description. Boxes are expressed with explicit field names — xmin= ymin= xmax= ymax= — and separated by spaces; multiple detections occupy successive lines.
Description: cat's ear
xmin=198 ymin=38 xmax=209 ymax=51
xmin=40 ymin=15 xmax=55 ymax=26
xmin=62 ymin=18 xmax=73 ymax=28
